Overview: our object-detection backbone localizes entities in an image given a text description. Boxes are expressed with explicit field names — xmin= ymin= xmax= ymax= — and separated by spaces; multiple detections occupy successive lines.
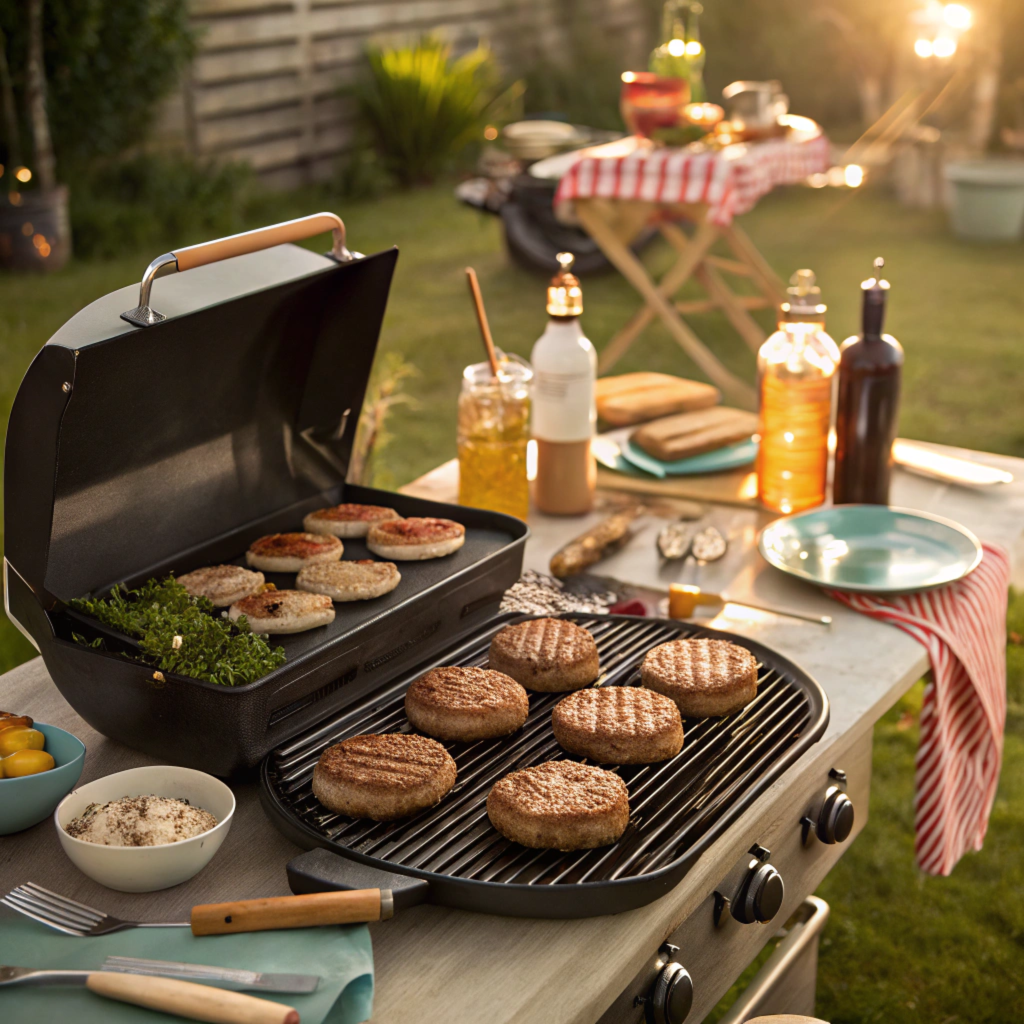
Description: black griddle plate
xmin=264 ymin=613 xmax=829 ymax=918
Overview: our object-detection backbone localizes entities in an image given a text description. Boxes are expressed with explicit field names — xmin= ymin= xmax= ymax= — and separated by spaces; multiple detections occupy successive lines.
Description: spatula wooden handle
xmin=190 ymin=887 xmax=387 ymax=935
xmin=86 ymin=972 xmax=299 ymax=1024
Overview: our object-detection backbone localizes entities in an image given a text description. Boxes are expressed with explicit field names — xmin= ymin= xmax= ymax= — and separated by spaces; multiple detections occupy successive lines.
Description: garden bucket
xmin=944 ymin=159 xmax=1024 ymax=242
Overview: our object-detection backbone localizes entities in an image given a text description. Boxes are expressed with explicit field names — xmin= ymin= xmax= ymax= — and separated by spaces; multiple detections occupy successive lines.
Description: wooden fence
xmin=159 ymin=0 xmax=652 ymax=188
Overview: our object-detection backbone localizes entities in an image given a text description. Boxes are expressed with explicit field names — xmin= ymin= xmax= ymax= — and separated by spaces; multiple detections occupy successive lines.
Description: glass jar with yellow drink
xmin=458 ymin=354 xmax=532 ymax=520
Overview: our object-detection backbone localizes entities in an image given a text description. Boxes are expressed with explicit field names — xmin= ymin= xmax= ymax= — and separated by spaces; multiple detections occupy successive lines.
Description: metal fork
xmin=1 ymin=883 xmax=189 ymax=937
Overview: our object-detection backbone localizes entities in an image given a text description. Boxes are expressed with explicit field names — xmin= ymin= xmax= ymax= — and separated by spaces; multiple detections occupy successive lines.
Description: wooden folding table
xmin=549 ymin=124 xmax=831 ymax=408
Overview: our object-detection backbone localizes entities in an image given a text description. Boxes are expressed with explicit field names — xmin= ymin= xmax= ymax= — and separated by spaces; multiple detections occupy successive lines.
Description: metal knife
xmin=102 ymin=955 xmax=320 ymax=993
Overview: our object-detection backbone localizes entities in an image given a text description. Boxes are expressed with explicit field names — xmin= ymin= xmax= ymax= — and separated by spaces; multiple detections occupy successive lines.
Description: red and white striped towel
xmin=829 ymin=543 xmax=1010 ymax=875
xmin=553 ymin=131 xmax=830 ymax=225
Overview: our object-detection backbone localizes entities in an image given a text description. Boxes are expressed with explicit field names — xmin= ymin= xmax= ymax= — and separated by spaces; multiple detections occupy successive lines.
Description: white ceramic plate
xmin=54 ymin=765 xmax=235 ymax=892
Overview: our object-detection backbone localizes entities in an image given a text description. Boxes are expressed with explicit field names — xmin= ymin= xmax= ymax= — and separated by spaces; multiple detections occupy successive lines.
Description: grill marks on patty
xmin=552 ymin=686 xmax=683 ymax=764
xmin=486 ymin=760 xmax=630 ymax=850
xmin=640 ymin=638 xmax=759 ymax=717
xmin=488 ymin=618 xmax=600 ymax=692
xmin=312 ymin=733 xmax=457 ymax=820
xmin=405 ymin=666 xmax=529 ymax=742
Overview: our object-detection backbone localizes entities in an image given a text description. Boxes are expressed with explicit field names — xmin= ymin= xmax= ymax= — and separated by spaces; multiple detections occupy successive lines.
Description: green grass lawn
xmin=2 ymin=181 xmax=1023 ymax=1018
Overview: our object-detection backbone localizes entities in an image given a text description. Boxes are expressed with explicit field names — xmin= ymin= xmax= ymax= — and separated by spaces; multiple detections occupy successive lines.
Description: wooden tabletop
xmin=3 ymin=441 xmax=1023 ymax=1024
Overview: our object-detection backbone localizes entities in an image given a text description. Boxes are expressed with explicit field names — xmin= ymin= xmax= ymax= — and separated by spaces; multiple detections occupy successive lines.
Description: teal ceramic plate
xmin=757 ymin=505 xmax=983 ymax=594
xmin=621 ymin=437 xmax=759 ymax=478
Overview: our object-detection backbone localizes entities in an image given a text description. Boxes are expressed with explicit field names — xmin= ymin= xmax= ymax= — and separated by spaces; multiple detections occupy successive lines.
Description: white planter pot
xmin=944 ymin=159 xmax=1024 ymax=241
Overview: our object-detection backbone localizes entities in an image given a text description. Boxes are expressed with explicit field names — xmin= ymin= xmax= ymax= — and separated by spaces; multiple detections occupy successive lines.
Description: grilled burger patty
xmin=312 ymin=733 xmax=457 ymax=820
xmin=228 ymin=589 xmax=335 ymax=634
xmin=405 ymin=666 xmax=529 ymax=742
xmin=640 ymin=638 xmax=758 ymax=717
xmin=176 ymin=565 xmax=265 ymax=607
xmin=488 ymin=618 xmax=600 ymax=692
xmin=366 ymin=517 xmax=466 ymax=561
xmin=246 ymin=532 xmax=343 ymax=573
xmin=303 ymin=503 xmax=401 ymax=539
xmin=486 ymin=761 xmax=630 ymax=850
xmin=296 ymin=559 xmax=401 ymax=602
xmin=552 ymin=686 xmax=684 ymax=764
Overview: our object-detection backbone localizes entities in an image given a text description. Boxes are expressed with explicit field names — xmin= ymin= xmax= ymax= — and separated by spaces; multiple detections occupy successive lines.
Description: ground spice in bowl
xmin=65 ymin=795 xmax=218 ymax=846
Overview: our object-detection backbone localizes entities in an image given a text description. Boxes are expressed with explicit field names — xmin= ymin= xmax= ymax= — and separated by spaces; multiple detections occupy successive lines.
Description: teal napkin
xmin=0 ymin=910 xmax=373 ymax=1023
xmin=621 ymin=437 xmax=758 ymax=478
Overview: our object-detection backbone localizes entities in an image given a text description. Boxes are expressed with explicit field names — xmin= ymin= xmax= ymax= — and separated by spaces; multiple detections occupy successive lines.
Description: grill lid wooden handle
xmin=121 ymin=212 xmax=355 ymax=328
xmin=174 ymin=213 xmax=351 ymax=271
xmin=190 ymin=887 xmax=390 ymax=935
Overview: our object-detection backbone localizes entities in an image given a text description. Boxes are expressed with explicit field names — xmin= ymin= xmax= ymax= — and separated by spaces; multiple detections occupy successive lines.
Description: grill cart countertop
xmin=3 ymin=441 xmax=1024 ymax=1024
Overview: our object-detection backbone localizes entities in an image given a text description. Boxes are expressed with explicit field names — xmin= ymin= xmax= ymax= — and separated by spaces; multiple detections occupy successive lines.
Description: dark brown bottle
xmin=833 ymin=258 xmax=903 ymax=505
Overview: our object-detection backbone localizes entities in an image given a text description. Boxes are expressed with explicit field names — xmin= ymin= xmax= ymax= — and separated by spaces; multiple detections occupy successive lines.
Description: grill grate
xmin=264 ymin=614 xmax=825 ymax=892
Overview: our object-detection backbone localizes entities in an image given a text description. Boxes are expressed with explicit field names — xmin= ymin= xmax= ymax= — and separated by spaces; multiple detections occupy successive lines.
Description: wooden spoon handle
xmin=86 ymin=972 xmax=299 ymax=1024
xmin=191 ymin=887 xmax=386 ymax=935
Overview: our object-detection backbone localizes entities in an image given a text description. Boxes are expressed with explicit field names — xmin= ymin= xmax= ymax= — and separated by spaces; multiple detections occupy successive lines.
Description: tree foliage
xmin=0 ymin=0 xmax=194 ymax=177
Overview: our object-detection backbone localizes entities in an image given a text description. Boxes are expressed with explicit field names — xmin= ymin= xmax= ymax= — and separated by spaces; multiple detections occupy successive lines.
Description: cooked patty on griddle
xmin=312 ymin=733 xmax=457 ymax=820
xmin=488 ymin=618 xmax=599 ymax=692
xmin=486 ymin=760 xmax=629 ymax=850
xmin=640 ymin=638 xmax=758 ymax=717
xmin=366 ymin=518 xmax=466 ymax=560
xmin=246 ymin=532 xmax=343 ymax=573
xmin=405 ymin=666 xmax=529 ymax=742
xmin=228 ymin=589 xmax=335 ymax=634
xmin=176 ymin=565 xmax=264 ymax=607
xmin=303 ymin=503 xmax=401 ymax=539
xmin=296 ymin=559 xmax=400 ymax=602
xmin=551 ymin=686 xmax=683 ymax=764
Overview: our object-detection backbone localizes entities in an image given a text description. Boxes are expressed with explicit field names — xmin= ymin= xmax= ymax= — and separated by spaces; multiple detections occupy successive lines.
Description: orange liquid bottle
xmin=756 ymin=270 xmax=840 ymax=514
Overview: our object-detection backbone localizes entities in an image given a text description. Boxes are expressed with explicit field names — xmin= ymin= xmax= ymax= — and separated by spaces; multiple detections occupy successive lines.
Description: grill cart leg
xmin=716 ymin=897 xmax=830 ymax=1023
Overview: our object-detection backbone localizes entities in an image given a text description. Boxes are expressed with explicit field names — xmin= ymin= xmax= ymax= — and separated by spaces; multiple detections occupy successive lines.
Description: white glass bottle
xmin=530 ymin=253 xmax=597 ymax=515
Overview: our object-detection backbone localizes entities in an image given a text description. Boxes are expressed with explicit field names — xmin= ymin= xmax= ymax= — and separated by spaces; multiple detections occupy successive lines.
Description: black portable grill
xmin=3 ymin=213 xmax=527 ymax=775
xmin=266 ymin=612 xmax=829 ymax=919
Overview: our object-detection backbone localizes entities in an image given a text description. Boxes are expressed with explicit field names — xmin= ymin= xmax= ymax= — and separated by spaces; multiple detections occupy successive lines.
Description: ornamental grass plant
xmin=352 ymin=36 xmax=523 ymax=187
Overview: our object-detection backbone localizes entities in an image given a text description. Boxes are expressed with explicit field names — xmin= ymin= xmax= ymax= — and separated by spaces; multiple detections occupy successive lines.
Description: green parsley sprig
xmin=70 ymin=577 xmax=286 ymax=686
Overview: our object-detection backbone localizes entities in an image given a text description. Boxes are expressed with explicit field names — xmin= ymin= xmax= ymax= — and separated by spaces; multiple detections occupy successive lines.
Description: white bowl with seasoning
xmin=54 ymin=765 xmax=235 ymax=892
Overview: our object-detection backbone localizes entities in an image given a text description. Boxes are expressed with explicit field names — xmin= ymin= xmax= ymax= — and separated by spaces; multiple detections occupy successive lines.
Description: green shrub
xmin=352 ymin=36 xmax=522 ymax=187
xmin=70 ymin=154 xmax=256 ymax=260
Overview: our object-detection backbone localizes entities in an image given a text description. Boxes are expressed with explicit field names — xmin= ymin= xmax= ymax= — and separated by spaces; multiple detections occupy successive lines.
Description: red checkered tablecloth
xmin=553 ymin=129 xmax=831 ymax=226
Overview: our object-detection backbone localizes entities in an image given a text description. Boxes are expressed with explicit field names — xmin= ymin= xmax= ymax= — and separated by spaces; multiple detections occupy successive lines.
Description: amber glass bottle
xmin=833 ymin=258 xmax=903 ymax=505
xmin=756 ymin=270 xmax=839 ymax=514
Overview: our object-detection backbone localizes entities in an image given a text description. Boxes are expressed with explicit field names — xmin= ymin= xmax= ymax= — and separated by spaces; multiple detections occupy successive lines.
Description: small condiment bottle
xmin=756 ymin=269 xmax=840 ymax=514
xmin=833 ymin=258 xmax=903 ymax=505
xmin=530 ymin=253 xmax=597 ymax=515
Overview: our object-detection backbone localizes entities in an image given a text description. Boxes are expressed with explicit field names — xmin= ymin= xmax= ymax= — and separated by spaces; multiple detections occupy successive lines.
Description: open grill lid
xmin=4 ymin=214 xmax=399 ymax=604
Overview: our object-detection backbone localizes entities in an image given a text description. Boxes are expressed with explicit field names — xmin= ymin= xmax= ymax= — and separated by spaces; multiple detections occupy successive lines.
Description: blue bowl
xmin=0 ymin=723 xmax=86 ymax=834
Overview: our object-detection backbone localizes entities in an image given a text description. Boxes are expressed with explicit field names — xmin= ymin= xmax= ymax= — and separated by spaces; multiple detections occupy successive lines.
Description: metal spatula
xmin=0 ymin=967 xmax=299 ymax=1024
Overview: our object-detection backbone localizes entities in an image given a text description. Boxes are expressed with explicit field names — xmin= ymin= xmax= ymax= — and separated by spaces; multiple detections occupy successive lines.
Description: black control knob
xmin=733 ymin=862 xmax=784 ymax=924
xmin=644 ymin=961 xmax=694 ymax=1024
xmin=817 ymin=785 xmax=855 ymax=844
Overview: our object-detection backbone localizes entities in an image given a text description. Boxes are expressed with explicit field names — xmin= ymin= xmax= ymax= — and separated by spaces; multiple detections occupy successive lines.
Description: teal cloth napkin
xmin=621 ymin=437 xmax=758 ymax=478
xmin=0 ymin=910 xmax=373 ymax=1023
